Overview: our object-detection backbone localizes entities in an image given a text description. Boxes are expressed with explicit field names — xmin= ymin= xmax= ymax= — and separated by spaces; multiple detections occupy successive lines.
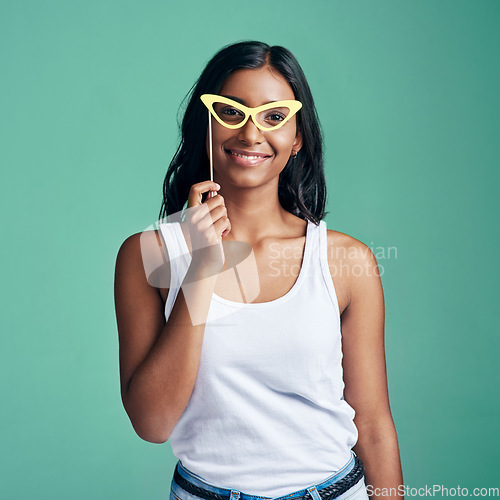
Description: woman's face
xmin=207 ymin=65 xmax=302 ymax=190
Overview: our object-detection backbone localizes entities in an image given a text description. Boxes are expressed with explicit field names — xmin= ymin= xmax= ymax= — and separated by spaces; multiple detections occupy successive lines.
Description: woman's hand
xmin=186 ymin=181 xmax=231 ymax=274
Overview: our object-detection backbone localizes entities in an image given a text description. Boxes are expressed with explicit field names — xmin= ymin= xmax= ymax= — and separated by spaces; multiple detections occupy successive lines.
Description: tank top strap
xmin=157 ymin=222 xmax=192 ymax=316
xmin=317 ymin=219 xmax=342 ymax=321
xmin=158 ymin=219 xmax=337 ymax=315
xmin=303 ymin=219 xmax=323 ymax=262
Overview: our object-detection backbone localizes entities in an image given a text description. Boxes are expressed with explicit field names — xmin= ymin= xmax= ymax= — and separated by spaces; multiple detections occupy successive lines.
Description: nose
xmin=236 ymin=116 xmax=264 ymax=145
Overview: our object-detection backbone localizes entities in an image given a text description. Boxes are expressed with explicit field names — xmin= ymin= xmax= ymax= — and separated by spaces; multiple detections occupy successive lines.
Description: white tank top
xmin=158 ymin=218 xmax=358 ymax=497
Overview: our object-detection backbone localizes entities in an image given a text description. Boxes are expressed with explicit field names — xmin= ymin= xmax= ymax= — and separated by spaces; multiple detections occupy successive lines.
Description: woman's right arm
xmin=114 ymin=181 xmax=230 ymax=444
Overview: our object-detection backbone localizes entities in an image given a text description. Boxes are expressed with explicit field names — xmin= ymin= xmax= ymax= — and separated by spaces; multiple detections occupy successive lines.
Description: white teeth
xmin=229 ymin=151 xmax=266 ymax=159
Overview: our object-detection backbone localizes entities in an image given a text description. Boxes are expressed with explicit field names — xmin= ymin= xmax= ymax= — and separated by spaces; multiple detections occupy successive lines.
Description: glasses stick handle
xmin=208 ymin=109 xmax=213 ymax=182
xmin=206 ymin=110 xmax=225 ymax=267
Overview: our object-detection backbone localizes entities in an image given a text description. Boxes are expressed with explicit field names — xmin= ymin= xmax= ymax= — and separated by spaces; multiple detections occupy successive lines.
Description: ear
xmin=292 ymin=129 xmax=303 ymax=155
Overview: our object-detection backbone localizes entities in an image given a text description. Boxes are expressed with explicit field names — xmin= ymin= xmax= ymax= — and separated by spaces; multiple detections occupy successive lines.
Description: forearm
xmin=353 ymin=418 xmax=404 ymax=500
xmin=124 ymin=263 xmax=217 ymax=443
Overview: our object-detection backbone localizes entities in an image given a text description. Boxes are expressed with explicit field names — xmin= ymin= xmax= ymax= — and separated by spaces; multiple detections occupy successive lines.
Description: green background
xmin=1 ymin=0 xmax=499 ymax=498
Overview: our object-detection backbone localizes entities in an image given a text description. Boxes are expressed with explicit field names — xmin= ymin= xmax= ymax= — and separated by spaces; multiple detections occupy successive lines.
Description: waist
xmin=171 ymin=451 xmax=366 ymax=500
xmin=169 ymin=398 xmax=358 ymax=495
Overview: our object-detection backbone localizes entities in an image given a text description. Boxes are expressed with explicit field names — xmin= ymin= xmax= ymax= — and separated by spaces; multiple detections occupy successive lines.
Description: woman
xmin=114 ymin=41 xmax=404 ymax=499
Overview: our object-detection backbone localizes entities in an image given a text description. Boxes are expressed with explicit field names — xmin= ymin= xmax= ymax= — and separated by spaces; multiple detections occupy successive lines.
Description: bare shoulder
xmin=325 ymin=229 xmax=378 ymax=264
xmin=115 ymin=232 xmax=143 ymax=279
xmin=325 ymin=229 xmax=382 ymax=313
xmin=115 ymin=229 xmax=171 ymax=292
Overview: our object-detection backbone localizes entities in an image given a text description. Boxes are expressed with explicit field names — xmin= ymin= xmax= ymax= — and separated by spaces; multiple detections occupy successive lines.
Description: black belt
xmin=173 ymin=456 xmax=365 ymax=500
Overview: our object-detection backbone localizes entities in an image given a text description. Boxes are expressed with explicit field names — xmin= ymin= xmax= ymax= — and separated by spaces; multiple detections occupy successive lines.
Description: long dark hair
xmin=158 ymin=40 xmax=328 ymax=224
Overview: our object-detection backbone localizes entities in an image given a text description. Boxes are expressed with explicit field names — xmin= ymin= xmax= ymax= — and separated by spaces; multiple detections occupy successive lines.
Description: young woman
xmin=115 ymin=41 xmax=404 ymax=499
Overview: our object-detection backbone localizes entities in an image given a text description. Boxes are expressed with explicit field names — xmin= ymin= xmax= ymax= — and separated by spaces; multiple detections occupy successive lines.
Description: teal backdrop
xmin=1 ymin=0 xmax=499 ymax=498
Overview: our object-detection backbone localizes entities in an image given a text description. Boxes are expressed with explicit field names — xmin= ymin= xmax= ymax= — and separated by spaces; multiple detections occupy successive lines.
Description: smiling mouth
xmin=225 ymin=148 xmax=272 ymax=160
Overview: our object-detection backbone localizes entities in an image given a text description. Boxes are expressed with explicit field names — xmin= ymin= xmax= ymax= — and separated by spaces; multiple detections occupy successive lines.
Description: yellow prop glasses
xmin=200 ymin=94 xmax=302 ymax=131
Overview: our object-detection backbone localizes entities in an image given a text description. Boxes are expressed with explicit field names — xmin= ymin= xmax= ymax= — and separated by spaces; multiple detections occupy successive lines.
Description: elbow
xmin=122 ymin=398 xmax=173 ymax=444
xmin=137 ymin=430 xmax=170 ymax=445
xmin=130 ymin=417 xmax=172 ymax=444
xmin=121 ymin=388 xmax=181 ymax=444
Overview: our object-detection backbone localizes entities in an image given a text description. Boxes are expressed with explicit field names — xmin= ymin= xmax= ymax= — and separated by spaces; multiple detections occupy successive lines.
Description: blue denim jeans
xmin=169 ymin=451 xmax=369 ymax=500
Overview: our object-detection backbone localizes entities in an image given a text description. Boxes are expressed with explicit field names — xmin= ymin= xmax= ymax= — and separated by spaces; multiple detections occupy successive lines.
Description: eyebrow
xmin=221 ymin=95 xmax=282 ymax=106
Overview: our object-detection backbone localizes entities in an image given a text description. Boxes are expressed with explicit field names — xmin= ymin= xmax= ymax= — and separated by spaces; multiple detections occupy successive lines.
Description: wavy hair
xmin=158 ymin=41 xmax=328 ymax=224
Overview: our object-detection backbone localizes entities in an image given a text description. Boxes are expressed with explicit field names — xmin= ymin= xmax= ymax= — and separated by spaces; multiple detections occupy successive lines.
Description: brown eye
xmin=221 ymin=106 xmax=243 ymax=117
xmin=257 ymin=106 xmax=290 ymax=127
xmin=214 ymin=104 xmax=245 ymax=124
xmin=265 ymin=112 xmax=286 ymax=123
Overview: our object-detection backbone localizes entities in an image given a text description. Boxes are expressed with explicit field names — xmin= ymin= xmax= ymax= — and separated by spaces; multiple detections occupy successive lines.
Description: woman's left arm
xmin=338 ymin=239 xmax=404 ymax=499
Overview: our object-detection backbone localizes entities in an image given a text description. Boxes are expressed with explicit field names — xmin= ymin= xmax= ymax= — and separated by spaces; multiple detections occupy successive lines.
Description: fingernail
xmin=216 ymin=183 xmax=221 ymax=189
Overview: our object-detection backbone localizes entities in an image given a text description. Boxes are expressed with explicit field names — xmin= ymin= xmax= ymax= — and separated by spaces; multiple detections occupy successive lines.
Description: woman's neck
xmin=219 ymin=184 xmax=302 ymax=245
